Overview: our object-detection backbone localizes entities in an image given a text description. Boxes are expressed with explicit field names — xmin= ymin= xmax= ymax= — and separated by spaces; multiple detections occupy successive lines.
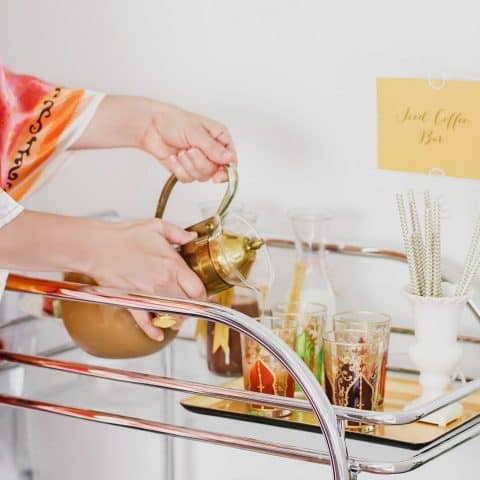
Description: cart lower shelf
xmin=181 ymin=375 xmax=480 ymax=450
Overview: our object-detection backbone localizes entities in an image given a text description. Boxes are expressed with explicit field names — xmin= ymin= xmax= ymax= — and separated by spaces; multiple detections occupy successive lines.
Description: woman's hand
xmin=140 ymin=101 xmax=236 ymax=183
xmin=72 ymin=96 xmax=237 ymax=183
xmin=90 ymin=218 xmax=205 ymax=299
xmin=87 ymin=218 xmax=207 ymax=341
xmin=0 ymin=211 xmax=205 ymax=340
xmin=90 ymin=218 xmax=204 ymax=341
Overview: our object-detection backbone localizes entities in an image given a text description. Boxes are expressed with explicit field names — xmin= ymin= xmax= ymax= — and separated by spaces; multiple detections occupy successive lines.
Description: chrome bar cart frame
xmin=0 ymin=239 xmax=479 ymax=479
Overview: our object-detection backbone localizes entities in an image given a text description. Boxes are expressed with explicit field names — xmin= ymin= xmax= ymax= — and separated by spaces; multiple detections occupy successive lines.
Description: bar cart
xmin=0 ymin=238 xmax=479 ymax=480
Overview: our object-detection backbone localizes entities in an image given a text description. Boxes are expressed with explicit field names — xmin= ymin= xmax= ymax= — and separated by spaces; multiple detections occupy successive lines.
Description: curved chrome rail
xmin=0 ymin=348 xmax=478 ymax=426
xmin=2 ymin=273 xmax=349 ymax=480
xmin=0 ymin=391 xmax=479 ymax=475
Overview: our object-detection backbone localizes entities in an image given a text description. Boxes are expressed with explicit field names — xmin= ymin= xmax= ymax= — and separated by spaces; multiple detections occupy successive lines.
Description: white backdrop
xmin=1 ymin=1 xmax=480 ymax=479
xmin=3 ymin=0 xmax=480 ymax=327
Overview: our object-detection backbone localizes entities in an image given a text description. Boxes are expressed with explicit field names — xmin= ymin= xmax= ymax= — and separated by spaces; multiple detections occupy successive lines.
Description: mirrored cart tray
xmin=181 ymin=375 xmax=480 ymax=450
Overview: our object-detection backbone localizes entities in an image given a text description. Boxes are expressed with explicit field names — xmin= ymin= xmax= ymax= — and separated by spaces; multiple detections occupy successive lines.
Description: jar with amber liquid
xmin=207 ymin=289 xmax=260 ymax=376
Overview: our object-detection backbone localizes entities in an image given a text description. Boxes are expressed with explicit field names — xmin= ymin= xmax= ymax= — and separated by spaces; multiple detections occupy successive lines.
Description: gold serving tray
xmin=181 ymin=375 xmax=480 ymax=449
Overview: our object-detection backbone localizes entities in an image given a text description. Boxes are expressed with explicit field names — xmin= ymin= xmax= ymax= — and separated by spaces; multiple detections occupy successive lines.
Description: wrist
xmin=38 ymin=214 xmax=104 ymax=276
xmin=67 ymin=218 xmax=113 ymax=277
xmin=0 ymin=211 xmax=103 ymax=274
xmin=107 ymin=95 xmax=156 ymax=150
xmin=124 ymin=95 xmax=155 ymax=149
xmin=73 ymin=95 xmax=154 ymax=151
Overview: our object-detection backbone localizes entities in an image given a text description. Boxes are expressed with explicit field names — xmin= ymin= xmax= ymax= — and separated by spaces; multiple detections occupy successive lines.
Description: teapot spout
xmin=247 ymin=238 xmax=264 ymax=251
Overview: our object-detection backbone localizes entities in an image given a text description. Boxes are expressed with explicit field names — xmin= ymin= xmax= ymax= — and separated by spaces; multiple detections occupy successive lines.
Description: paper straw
xmin=396 ymin=193 xmax=410 ymax=247
xmin=406 ymin=235 xmax=422 ymax=296
xmin=432 ymin=201 xmax=442 ymax=297
xmin=408 ymin=190 xmax=425 ymax=293
xmin=396 ymin=193 xmax=421 ymax=295
xmin=424 ymin=206 xmax=433 ymax=296
xmin=424 ymin=191 xmax=432 ymax=210
xmin=411 ymin=231 xmax=425 ymax=296
xmin=456 ymin=217 xmax=480 ymax=295
xmin=457 ymin=217 xmax=480 ymax=296
xmin=460 ymin=254 xmax=480 ymax=297
xmin=408 ymin=190 xmax=422 ymax=234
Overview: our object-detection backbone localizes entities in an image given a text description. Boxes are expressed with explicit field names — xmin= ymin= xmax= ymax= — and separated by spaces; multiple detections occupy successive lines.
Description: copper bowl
xmin=60 ymin=272 xmax=178 ymax=359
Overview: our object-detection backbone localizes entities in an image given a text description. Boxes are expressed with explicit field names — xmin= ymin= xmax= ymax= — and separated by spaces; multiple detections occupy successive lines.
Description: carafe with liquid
xmin=287 ymin=209 xmax=336 ymax=319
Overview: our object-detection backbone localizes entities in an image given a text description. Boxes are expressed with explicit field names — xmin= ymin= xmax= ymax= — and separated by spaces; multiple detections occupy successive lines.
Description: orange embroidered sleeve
xmin=0 ymin=62 xmax=105 ymax=205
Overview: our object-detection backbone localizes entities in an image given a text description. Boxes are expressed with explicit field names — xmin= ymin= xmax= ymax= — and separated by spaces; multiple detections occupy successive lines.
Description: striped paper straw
xmin=408 ymin=190 xmax=425 ymax=294
xmin=408 ymin=190 xmax=422 ymax=234
xmin=396 ymin=193 xmax=421 ymax=295
xmin=432 ymin=201 xmax=442 ymax=297
xmin=424 ymin=206 xmax=433 ymax=296
xmin=457 ymin=217 xmax=480 ymax=296
xmin=411 ymin=231 xmax=425 ymax=296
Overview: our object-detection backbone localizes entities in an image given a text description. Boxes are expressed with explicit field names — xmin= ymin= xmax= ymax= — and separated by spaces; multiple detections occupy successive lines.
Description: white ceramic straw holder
xmin=404 ymin=282 xmax=468 ymax=426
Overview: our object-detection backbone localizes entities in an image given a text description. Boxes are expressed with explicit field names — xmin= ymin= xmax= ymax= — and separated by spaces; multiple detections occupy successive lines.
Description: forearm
xmin=70 ymin=95 xmax=151 ymax=151
xmin=0 ymin=210 xmax=99 ymax=274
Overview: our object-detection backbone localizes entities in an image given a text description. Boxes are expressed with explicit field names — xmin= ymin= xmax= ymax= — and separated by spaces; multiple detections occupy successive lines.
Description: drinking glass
xmin=323 ymin=329 xmax=384 ymax=432
xmin=333 ymin=311 xmax=391 ymax=404
xmin=241 ymin=316 xmax=296 ymax=418
xmin=272 ymin=301 xmax=326 ymax=385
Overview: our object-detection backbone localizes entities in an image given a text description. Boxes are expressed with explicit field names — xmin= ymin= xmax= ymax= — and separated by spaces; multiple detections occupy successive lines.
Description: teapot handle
xmin=155 ymin=164 xmax=238 ymax=219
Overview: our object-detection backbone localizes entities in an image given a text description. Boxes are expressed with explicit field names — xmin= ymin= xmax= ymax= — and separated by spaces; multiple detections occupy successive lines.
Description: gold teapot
xmin=156 ymin=165 xmax=264 ymax=295
xmin=61 ymin=165 xmax=266 ymax=358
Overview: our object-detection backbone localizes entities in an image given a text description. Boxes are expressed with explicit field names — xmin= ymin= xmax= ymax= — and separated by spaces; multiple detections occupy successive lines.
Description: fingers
xmin=176 ymin=148 xmax=217 ymax=182
xmin=129 ymin=310 xmax=184 ymax=342
xmin=137 ymin=245 xmax=205 ymax=300
xmin=153 ymin=225 xmax=206 ymax=300
xmin=214 ymin=131 xmax=233 ymax=148
xmin=157 ymin=220 xmax=197 ymax=245
xmin=191 ymin=127 xmax=236 ymax=166
xmin=169 ymin=147 xmax=225 ymax=183
xmin=175 ymin=264 xmax=207 ymax=300
xmin=212 ymin=167 xmax=228 ymax=183
xmin=162 ymin=155 xmax=194 ymax=182
xmin=149 ymin=262 xmax=205 ymax=300
xmin=129 ymin=310 xmax=165 ymax=341
xmin=117 ymin=218 xmax=206 ymax=301
xmin=202 ymin=118 xmax=235 ymax=150
xmin=142 ymin=123 xmax=177 ymax=161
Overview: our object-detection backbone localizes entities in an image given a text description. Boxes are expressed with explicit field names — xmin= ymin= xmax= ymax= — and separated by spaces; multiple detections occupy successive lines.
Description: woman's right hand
xmin=89 ymin=218 xmax=206 ymax=300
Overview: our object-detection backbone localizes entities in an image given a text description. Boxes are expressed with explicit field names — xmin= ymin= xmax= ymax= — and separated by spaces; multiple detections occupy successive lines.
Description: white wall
xmin=3 ymin=0 xmax=480 ymax=328
xmin=1 ymin=1 xmax=480 ymax=479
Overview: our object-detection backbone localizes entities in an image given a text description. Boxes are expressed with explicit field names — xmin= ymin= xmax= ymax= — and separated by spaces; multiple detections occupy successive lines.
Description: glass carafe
xmin=287 ymin=209 xmax=336 ymax=320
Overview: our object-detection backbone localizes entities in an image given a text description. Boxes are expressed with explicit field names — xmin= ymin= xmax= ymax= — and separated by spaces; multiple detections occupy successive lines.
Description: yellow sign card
xmin=377 ymin=77 xmax=480 ymax=180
